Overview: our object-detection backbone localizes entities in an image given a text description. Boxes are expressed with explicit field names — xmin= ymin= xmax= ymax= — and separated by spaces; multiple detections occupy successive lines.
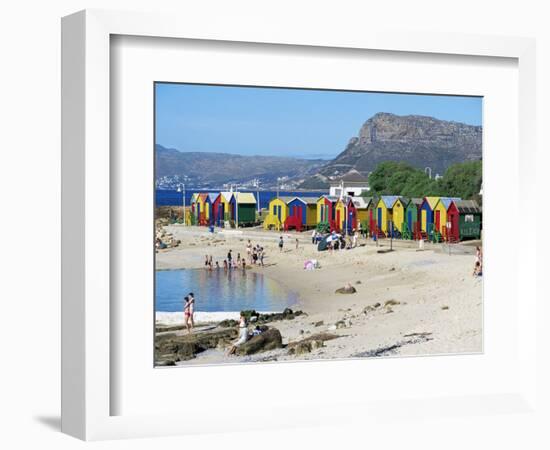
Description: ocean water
xmin=156 ymin=189 xmax=327 ymax=209
xmin=156 ymin=269 xmax=297 ymax=315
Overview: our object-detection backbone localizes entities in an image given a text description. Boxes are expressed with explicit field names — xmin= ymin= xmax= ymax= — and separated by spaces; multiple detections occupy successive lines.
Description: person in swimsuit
xmin=278 ymin=236 xmax=284 ymax=252
xmin=183 ymin=294 xmax=195 ymax=334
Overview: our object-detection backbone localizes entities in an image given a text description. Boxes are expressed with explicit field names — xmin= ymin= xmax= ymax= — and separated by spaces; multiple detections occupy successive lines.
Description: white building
xmin=328 ymin=170 xmax=370 ymax=197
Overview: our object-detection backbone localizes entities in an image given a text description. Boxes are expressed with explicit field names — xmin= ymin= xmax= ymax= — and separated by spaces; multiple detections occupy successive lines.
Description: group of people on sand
xmin=245 ymin=239 xmax=265 ymax=266
xmin=473 ymin=246 xmax=483 ymax=277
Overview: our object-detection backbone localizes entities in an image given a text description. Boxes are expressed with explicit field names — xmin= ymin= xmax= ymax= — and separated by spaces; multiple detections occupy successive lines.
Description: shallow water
xmin=156 ymin=268 xmax=297 ymax=313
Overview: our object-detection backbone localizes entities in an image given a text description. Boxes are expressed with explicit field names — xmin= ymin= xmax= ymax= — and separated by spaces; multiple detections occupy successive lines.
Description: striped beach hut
xmin=195 ymin=193 xmax=209 ymax=225
xmin=219 ymin=192 xmax=235 ymax=222
xmin=211 ymin=193 xmax=225 ymax=227
xmin=433 ymin=197 xmax=462 ymax=239
xmin=419 ymin=196 xmax=440 ymax=233
xmin=232 ymin=192 xmax=257 ymax=226
xmin=352 ymin=197 xmax=371 ymax=233
xmin=316 ymin=195 xmax=338 ymax=231
xmin=445 ymin=199 xmax=460 ymax=242
xmin=455 ymin=199 xmax=482 ymax=240
xmin=334 ymin=197 xmax=347 ymax=232
xmin=285 ymin=197 xmax=318 ymax=231
xmin=375 ymin=195 xmax=399 ymax=234
xmin=264 ymin=196 xmax=292 ymax=230
xmin=405 ymin=198 xmax=423 ymax=239
xmin=206 ymin=193 xmax=218 ymax=225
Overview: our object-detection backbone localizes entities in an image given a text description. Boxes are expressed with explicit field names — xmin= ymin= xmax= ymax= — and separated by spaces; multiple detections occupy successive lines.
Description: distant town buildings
xmin=329 ymin=170 xmax=370 ymax=197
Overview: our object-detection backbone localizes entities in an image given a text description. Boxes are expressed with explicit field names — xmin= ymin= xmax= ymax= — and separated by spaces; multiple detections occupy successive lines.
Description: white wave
xmin=155 ymin=310 xmax=276 ymax=326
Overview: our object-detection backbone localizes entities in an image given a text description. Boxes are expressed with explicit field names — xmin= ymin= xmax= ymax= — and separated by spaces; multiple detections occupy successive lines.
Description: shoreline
xmin=155 ymin=225 xmax=482 ymax=364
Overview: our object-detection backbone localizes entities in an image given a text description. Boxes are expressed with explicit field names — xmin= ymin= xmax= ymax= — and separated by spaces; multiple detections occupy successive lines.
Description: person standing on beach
xmin=183 ymin=294 xmax=195 ymax=334
xmin=246 ymin=240 xmax=252 ymax=263
xmin=279 ymin=236 xmax=284 ymax=252
xmin=295 ymin=238 xmax=299 ymax=250
xmin=311 ymin=229 xmax=317 ymax=244
xmin=259 ymin=247 xmax=265 ymax=267
xmin=227 ymin=249 xmax=233 ymax=267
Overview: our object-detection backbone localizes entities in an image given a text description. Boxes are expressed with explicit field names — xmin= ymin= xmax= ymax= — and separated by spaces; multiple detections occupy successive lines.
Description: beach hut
xmin=219 ymin=192 xmax=234 ymax=222
xmin=285 ymin=197 xmax=318 ymax=231
xmin=454 ymin=199 xmax=482 ymax=240
xmin=433 ymin=197 xmax=462 ymax=240
xmin=210 ymin=193 xmax=225 ymax=227
xmin=264 ymin=196 xmax=292 ymax=230
xmin=316 ymin=195 xmax=338 ymax=231
xmin=405 ymin=198 xmax=423 ymax=239
xmin=195 ymin=193 xmax=210 ymax=225
xmin=352 ymin=197 xmax=371 ymax=233
xmin=391 ymin=197 xmax=407 ymax=237
xmin=375 ymin=195 xmax=399 ymax=234
xmin=419 ymin=196 xmax=440 ymax=234
xmin=334 ymin=197 xmax=347 ymax=232
xmin=445 ymin=200 xmax=460 ymax=242
xmin=232 ymin=192 xmax=257 ymax=226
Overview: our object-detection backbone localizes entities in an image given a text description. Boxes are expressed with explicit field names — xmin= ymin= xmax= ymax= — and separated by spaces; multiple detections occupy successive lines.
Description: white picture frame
xmin=61 ymin=9 xmax=537 ymax=441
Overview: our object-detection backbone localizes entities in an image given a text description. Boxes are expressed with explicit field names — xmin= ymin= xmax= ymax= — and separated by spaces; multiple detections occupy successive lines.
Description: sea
xmin=155 ymin=269 xmax=298 ymax=325
xmin=156 ymin=189 xmax=327 ymax=209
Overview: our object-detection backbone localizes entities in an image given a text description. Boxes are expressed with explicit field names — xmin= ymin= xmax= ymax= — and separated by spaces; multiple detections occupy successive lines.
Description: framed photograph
xmin=62 ymin=9 xmax=537 ymax=441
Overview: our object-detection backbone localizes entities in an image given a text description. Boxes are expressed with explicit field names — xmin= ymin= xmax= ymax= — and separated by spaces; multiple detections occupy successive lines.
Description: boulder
xmin=155 ymin=327 xmax=238 ymax=362
xmin=236 ymin=328 xmax=283 ymax=355
xmin=288 ymin=332 xmax=339 ymax=355
xmin=335 ymin=284 xmax=357 ymax=294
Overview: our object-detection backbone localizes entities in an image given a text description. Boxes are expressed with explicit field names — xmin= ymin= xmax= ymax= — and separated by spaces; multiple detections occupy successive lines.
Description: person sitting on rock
xmin=227 ymin=314 xmax=249 ymax=355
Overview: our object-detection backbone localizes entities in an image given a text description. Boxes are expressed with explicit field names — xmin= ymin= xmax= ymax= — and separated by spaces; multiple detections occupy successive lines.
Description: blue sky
xmin=155 ymin=83 xmax=482 ymax=160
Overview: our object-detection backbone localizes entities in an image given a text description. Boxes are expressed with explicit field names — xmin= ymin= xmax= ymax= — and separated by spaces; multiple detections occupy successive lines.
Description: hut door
xmin=377 ymin=208 xmax=382 ymax=229
xmin=298 ymin=206 xmax=303 ymax=224
xmin=336 ymin=209 xmax=341 ymax=228
xmin=407 ymin=210 xmax=412 ymax=230
xmin=435 ymin=210 xmax=441 ymax=232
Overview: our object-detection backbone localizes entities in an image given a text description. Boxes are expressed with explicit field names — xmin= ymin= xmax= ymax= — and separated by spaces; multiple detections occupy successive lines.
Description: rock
xmin=335 ymin=284 xmax=357 ymax=294
xmin=335 ymin=320 xmax=347 ymax=329
xmin=389 ymin=267 xmax=396 ymax=271
xmin=236 ymin=328 xmax=283 ymax=355
xmin=314 ymin=320 xmax=324 ymax=327
xmin=441 ymin=305 xmax=450 ymax=310
xmin=356 ymin=280 xmax=362 ymax=284
xmin=374 ymin=302 xmax=381 ymax=308
xmin=384 ymin=299 xmax=400 ymax=307
xmin=155 ymin=327 xmax=238 ymax=362
xmin=288 ymin=332 xmax=339 ymax=355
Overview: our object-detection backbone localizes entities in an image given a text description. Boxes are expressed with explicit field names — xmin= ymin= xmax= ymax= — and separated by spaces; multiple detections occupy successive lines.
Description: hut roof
xmin=379 ymin=195 xmax=399 ymax=209
xmin=424 ymin=196 xmax=440 ymax=210
xmin=270 ymin=196 xmax=295 ymax=204
xmin=220 ymin=191 xmax=234 ymax=202
xmin=439 ymin=197 xmax=462 ymax=209
xmin=454 ymin=199 xmax=481 ymax=214
xmin=352 ymin=197 xmax=371 ymax=209
xmin=208 ymin=193 xmax=220 ymax=203
xmin=290 ymin=196 xmax=318 ymax=205
xmin=235 ymin=192 xmax=257 ymax=204
xmin=410 ymin=198 xmax=423 ymax=207
xmin=197 ymin=193 xmax=208 ymax=202
xmin=318 ymin=195 xmax=339 ymax=203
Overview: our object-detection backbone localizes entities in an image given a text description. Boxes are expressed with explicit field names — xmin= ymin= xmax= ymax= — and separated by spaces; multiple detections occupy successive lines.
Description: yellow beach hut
xmin=433 ymin=197 xmax=461 ymax=239
xmin=334 ymin=197 xmax=347 ymax=232
xmin=419 ymin=196 xmax=440 ymax=233
xmin=375 ymin=195 xmax=399 ymax=234
xmin=391 ymin=197 xmax=407 ymax=235
xmin=219 ymin=192 xmax=234 ymax=222
xmin=195 ymin=193 xmax=210 ymax=225
xmin=264 ymin=196 xmax=292 ymax=230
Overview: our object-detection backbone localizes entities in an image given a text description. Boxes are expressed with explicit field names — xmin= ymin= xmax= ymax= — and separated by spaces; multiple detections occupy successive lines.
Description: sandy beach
xmin=155 ymin=224 xmax=482 ymax=365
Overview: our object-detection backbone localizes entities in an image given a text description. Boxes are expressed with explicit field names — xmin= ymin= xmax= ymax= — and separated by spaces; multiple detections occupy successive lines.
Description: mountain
xmin=299 ymin=113 xmax=482 ymax=188
xmin=155 ymin=145 xmax=326 ymax=189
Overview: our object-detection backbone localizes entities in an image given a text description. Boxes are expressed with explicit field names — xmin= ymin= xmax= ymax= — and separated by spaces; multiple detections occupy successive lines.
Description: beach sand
xmin=155 ymin=224 xmax=482 ymax=365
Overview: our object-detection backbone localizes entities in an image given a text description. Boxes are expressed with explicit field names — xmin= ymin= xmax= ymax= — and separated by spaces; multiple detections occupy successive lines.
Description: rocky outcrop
xmin=287 ymin=332 xmax=339 ymax=355
xmin=236 ymin=328 xmax=283 ymax=355
xmin=155 ymin=328 xmax=238 ymax=364
xmin=218 ymin=308 xmax=305 ymax=327
xmin=300 ymin=112 xmax=482 ymax=186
